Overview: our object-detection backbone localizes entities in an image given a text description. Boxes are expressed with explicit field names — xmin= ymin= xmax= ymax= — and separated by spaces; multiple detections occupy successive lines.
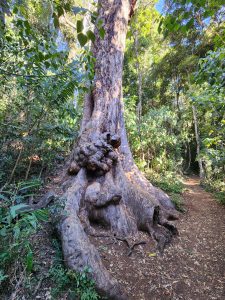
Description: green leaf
xmin=34 ymin=209 xmax=49 ymax=222
xmin=24 ymin=20 xmax=30 ymax=30
xmin=26 ymin=214 xmax=38 ymax=229
xmin=97 ymin=19 xmax=103 ymax=28
xmin=13 ymin=226 xmax=21 ymax=239
xmin=77 ymin=33 xmax=88 ymax=47
xmin=53 ymin=13 xmax=59 ymax=28
xmin=57 ymin=5 xmax=64 ymax=17
xmin=86 ymin=30 xmax=95 ymax=43
xmin=19 ymin=181 xmax=40 ymax=191
xmin=158 ymin=18 xmax=163 ymax=33
xmin=0 ymin=227 xmax=7 ymax=237
xmin=99 ymin=27 xmax=105 ymax=39
xmin=186 ymin=18 xmax=194 ymax=29
xmin=26 ymin=249 xmax=33 ymax=272
xmin=0 ymin=270 xmax=8 ymax=283
xmin=44 ymin=61 xmax=50 ymax=68
xmin=91 ymin=14 xmax=97 ymax=24
xmin=13 ymin=6 xmax=18 ymax=14
xmin=77 ymin=19 xmax=84 ymax=33
xmin=10 ymin=204 xmax=30 ymax=218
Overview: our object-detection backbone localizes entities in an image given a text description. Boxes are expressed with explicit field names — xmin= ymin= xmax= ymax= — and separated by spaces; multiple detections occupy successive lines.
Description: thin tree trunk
xmin=0 ymin=0 xmax=9 ymax=30
xmin=192 ymin=105 xmax=204 ymax=179
xmin=184 ymin=142 xmax=191 ymax=174
xmin=134 ymin=30 xmax=143 ymax=137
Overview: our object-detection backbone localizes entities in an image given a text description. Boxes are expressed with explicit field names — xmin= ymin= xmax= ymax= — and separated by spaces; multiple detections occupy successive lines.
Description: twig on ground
xmin=89 ymin=232 xmax=146 ymax=256
xmin=33 ymin=277 xmax=44 ymax=296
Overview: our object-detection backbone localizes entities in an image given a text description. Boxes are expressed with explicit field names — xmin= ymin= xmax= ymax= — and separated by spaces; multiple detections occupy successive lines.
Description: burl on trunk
xmin=59 ymin=0 xmax=178 ymax=299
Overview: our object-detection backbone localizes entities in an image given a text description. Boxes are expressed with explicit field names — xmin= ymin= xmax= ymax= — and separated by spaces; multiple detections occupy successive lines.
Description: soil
xmin=90 ymin=176 xmax=225 ymax=300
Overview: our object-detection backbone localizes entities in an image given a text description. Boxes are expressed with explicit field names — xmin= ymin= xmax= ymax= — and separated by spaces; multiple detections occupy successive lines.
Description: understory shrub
xmin=145 ymin=169 xmax=185 ymax=211
xmin=49 ymin=239 xmax=100 ymax=300
xmin=0 ymin=179 xmax=48 ymax=294
xmin=203 ymin=178 xmax=225 ymax=205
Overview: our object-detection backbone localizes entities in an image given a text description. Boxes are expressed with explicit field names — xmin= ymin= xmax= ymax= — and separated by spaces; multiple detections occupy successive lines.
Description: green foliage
xmin=49 ymin=239 xmax=99 ymax=300
xmin=146 ymin=170 xmax=183 ymax=193
xmin=124 ymin=1 xmax=224 ymax=205
xmin=0 ymin=180 xmax=99 ymax=298
xmin=190 ymin=48 xmax=225 ymax=194
xmin=162 ymin=0 xmax=225 ymax=48
xmin=0 ymin=270 xmax=8 ymax=284
xmin=0 ymin=180 xmax=48 ymax=290
xmin=0 ymin=0 xmax=90 ymax=185
xmin=145 ymin=170 xmax=184 ymax=211
xmin=49 ymin=265 xmax=99 ymax=300
xmin=170 ymin=193 xmax=185 ymax=212
xmin=0 ymin=2 xmax=101 ymax=295
xmin=124 ymin=4 xmax=165 ymax=108
xmin=125 ymin=96 xmax=184 ymax=174
xmin=203 ymin=179 xmax=225 ymax=205
xmin=123 ymin=2 xmax=194 ymax=181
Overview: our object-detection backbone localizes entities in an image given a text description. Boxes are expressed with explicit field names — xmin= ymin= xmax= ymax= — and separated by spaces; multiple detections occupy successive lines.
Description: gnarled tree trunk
xmin=59 ymin=1 xmax=178 ymax=299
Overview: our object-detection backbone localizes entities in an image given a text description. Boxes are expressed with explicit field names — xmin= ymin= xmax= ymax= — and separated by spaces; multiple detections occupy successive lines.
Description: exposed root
xmin=61 ymin=214 xmax=128 ymax=299
xmin=115 ymin=236 xmax=147 ymax=256
xmin=89 ymin=232 xmax=147 ymax=256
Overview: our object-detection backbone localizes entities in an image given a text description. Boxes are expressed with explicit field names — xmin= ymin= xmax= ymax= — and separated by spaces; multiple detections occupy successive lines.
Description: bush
xmin=49 ymin=239 xmax=99 ymax=300
xmin=203 ymin=178 xmax=225 ymax=205
xmin=145 ymin=169 xmax=185 ymax=211
xmin=0 ymin=180 xmax=48 ymax=294
xmin=145 ymin=170 xmax=184 ymax=194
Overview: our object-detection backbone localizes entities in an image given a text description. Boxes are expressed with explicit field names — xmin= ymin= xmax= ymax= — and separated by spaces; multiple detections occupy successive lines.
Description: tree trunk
xmin=0 ymin=0 xmax=9 ymax=30
xmin=134 ymin=29 xmax=143 ymax=140
xmin=192 ymin=105 xmax=204 ymax=179
xmin=59 ymin=1 xmax=178 ymax=299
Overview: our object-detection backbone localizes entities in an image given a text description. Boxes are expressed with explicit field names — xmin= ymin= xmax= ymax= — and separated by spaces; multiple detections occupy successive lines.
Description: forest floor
xmin=3 ymin=176 xmax=225 ymax=300
xmin=91 ymin=176 xmax=225 ymax=300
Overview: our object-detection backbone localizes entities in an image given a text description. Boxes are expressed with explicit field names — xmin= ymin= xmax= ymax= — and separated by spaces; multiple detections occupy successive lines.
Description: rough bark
xmin=59 ymin=1 xmax=178 ymax=299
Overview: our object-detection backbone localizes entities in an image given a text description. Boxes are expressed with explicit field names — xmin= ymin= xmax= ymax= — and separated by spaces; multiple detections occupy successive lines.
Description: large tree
xmin=60 ymin=0 xmax=178 ymax=298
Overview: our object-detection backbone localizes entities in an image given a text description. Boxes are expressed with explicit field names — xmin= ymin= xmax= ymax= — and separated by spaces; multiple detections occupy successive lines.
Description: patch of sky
xmin=56 ymin=30 xmax=69 ymax=52
xmin=155 ymin=0 xmax=165 ymax=15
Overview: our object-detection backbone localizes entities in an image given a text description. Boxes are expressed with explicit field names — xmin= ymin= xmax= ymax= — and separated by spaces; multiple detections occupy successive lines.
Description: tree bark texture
xmin=59 ymin=1 xmax=178 ymax=299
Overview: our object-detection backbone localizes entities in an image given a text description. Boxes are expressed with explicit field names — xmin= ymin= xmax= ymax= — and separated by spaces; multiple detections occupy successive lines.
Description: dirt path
xmin=140 ymin=176 xmax=225 ymax=300
xmin=94 ymin=176 xmax=225 ymax=299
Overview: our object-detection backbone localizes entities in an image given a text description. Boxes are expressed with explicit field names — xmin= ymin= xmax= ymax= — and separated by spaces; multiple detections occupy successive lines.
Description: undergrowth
xmin=145 ymin=170 xmax=185 ymax=212
xmin=49 ymin=239 xmax=100 ymax=300
xmin=0 ymin=179 xmax=48 ymax=295
xmin=0 ymin=179 xmax=100 ymax=300
xmin=203 ymin=178 xmax=225 ymax=205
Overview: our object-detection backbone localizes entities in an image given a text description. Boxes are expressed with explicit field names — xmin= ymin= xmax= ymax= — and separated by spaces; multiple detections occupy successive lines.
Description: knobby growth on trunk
xmin=59 ymin=1 xmax=178 ymax=299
